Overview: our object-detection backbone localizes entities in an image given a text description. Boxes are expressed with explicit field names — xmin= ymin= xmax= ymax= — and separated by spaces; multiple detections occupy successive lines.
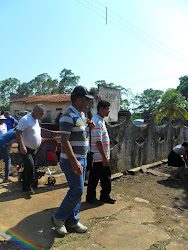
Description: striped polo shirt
xmin=91 ymin=114 xmax=110 ymax=162
xmin=59 ymin=105 xmax=89 ymax=159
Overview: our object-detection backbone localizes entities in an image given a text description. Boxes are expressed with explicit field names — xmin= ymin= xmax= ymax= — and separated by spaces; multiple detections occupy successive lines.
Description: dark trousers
xmin=86 ymin=162 xmax=111 ymax=200
xmin=19 ymin=147 xmax=36 ymax=192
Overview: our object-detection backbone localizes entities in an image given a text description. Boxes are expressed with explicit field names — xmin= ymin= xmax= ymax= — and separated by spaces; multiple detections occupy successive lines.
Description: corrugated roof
xmin=10 ymin=94 xmax=71 ymax=103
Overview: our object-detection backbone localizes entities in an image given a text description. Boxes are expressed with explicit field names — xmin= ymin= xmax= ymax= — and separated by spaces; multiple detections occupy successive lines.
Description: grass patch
xmin=90 ymin=215 xmax=116 ymax=225
xmin=150 ymin=240 xmax=170 ymax=249
xmin=167 ymin=229 xmax=188 ymax=241
xmin=53 ymin=231 xmax=91 ymax=248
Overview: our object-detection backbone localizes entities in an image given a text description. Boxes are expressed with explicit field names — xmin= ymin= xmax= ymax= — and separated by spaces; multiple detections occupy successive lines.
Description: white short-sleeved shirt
xmin=173 ymin=144 xmax=185 ymax=155
xmin=0 ymin=123 xmax=7 ymax=136
xmin=17 ymin=113 xmax=41 ymax=150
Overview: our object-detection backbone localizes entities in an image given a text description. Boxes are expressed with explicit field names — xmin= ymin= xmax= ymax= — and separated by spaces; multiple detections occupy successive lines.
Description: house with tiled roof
xmin=9 ymin=85 xmax=121 ymax=123
xmin=10 ymin=94 xmax=71 ymax=122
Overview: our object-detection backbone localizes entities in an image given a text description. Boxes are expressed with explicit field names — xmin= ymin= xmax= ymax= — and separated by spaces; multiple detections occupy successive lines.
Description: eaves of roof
xmin=10 ymin=94 xmax=71 ymax=104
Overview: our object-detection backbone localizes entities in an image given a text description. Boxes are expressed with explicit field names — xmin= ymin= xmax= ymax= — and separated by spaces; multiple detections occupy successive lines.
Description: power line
xmin=83 ymin=0 xmax=185 ymax=62
xmin=75 ymin=0 xmax=188 ymax=64
xmin=94 ymin=0 xmax=185 ymax=59
xmin=75 ymin=0 xmax=105 ymax=20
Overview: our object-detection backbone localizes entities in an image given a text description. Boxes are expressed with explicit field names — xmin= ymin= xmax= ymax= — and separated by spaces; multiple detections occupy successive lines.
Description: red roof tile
xmin=10 ymin=94 xmax=71 ymax=103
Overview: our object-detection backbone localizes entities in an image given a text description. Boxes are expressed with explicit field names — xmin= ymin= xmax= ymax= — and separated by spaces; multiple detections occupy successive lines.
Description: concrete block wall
xmin=107 ymin=116 xmax=187 ymax=174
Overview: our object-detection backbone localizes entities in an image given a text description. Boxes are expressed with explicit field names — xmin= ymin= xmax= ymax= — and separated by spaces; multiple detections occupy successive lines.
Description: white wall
xmin=10 ymin=101 xmax=71 ymax=122
xmin=89 ymin=85 xmax=121 ymax=122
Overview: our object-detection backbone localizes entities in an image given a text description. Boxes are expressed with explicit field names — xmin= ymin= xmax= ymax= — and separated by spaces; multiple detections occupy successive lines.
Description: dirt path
xmin=0 ymin=147 xmax=188 ymax=249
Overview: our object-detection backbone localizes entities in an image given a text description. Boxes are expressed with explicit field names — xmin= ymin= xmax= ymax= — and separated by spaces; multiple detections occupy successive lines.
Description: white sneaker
xmin=66 ymin=222 xmax=88 ymax=233
xmin=52 ymin=214 xmax=67 ymax=235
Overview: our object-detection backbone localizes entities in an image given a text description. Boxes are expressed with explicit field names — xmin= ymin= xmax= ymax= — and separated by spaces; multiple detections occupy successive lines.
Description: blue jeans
xmin=54 ymin=156 xmax=87 ymax=225
xmin=0 ymin=145 xmax=11 ymax=180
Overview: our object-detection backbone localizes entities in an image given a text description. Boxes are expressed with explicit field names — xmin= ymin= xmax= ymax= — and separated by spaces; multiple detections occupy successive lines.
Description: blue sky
xmin=1 ymin=0 xmax=188 ymax=95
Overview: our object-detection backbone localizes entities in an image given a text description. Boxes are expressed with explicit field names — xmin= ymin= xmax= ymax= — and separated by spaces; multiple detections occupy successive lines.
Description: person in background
xmin=0 ymin=115 xmax=7 ymax=136
xmin=4 ymin=111 xmax=18 ymax=131
xmin=1 ymin=111 xmax=5 ymax=115
xmin=15 ymin=111 xmax=30 ymax=121
xmin=168 ymin=142 xmax=188 ymax=180
xmin=16 ymin=104 xmax=45 ymax=195
xmin=52 ymin=86 xmax=95 ymax=236
xmin=86 ymin=100 xmax=116 ymax=204
xmin=0 ymin=129 xmax=16 ymax=183
xmin=55 ymin=111 xmax=63 ymax=126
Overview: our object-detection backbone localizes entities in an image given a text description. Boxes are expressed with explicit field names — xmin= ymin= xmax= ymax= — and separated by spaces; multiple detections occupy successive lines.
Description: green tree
xmin=133 ymin=88 xmax=163 ymax=116
xmin=177 ymin=75 xmax=188 ymax=100
xmin=89 ymin=87 xmax=97 ymax=92
xmin=16 ymin=82 xmax=33 ymax=96
xmin=25 ymin=73 xmax=59 ymax=95
xmin=156 ymin=88 xmax=188 ymax=121
xmin=58 ymin=68 xmax=80 ymax=94
xmin=0 ymin=78 xmax=20 ymax=108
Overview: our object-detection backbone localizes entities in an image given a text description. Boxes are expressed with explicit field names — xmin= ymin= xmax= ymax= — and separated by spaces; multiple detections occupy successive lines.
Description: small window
xmin=56 ymin=108 xmax=62 ymax=111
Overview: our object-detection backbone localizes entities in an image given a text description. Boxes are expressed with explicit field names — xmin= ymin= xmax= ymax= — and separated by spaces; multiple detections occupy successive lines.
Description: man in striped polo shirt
xmin=52 ymin=86 xmax=95 ymax=236
xmin=86 ymin=100 xmax=116 ymax=204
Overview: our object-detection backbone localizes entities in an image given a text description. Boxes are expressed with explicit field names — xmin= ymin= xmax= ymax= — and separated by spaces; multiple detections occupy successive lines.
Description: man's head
xmin=32 ymin=104 xmax=46 ymax=120
xmin=4 ymin=111 xmax=10 ymax=119
xmin=0 ymin=115 xmax=6 ymax=124
xmin=71 ymin=86 xmax=93 ymax=112
xmin=182 ymin=142 xmax=188 ymax=150
xmin=97 ymin=100 xmax=110 ymax=118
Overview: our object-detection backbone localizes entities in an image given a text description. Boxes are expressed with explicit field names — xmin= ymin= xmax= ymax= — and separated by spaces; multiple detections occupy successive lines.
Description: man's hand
xmin=20 ymin=145 xmax=27 ymax=155
xmin=87 ymin=119 xmax=95 ymax=130
xmin=102 ymin=156 xmax=109 ymax=166
xmin=16 ymin=129 xmax=27 ymax=155
xmin=71 ymin=160 xmax=83 ymax=176
xmin=96 ymin=141 xmax=109 ymax=166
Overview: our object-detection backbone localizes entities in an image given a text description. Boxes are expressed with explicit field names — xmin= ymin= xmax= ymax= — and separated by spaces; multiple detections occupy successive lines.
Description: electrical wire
xmin=94 ymin=0 xmax=185 ymax=59
xmin=75 ymin=0 xmax=187 ymax=64
xmin=83 ymin=0 xmax=185 ymax=62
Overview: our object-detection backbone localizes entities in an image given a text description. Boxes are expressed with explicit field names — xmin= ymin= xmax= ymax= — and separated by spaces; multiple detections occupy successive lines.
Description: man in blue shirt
xmin=4 ymin=111 xmax=18 ymax=131
xmin=0 ymin=129 xmax=16 ymax=182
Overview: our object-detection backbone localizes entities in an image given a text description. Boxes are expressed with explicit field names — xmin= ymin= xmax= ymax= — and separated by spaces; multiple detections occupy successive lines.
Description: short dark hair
xmin=33 ymin=104 xmax=45 ymax=112
xmin=182 ymin=142 xmax=188 ymax=148
xmin=97 ymin=100 xmax=110 ymax=111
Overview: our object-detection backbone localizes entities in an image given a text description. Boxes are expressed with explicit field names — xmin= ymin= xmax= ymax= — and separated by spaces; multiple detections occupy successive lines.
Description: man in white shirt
xmin=16 ymin=104 xmax=45 ymax=195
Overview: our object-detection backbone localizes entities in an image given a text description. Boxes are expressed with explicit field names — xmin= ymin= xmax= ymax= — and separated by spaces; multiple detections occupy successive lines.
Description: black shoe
xmin=100 ymin=196 xmax=116 ymax=204
xmin=86 ymin=198 xmax=102 ymax=205
xmin=27 ymin=189 xmax=35 ymax=195
xmin=24 ymin=188 xmax=35 ymax=195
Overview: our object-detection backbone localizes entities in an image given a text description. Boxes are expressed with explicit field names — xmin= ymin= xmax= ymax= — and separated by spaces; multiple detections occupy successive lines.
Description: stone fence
xmin=107 ymin=116 xmax=187 ymax=174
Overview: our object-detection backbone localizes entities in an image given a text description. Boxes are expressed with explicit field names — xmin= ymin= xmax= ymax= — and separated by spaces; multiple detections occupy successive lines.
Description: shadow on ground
xmin=0 ymin=181 xmax=69 ymax=202
xmin=5 ymin=199 xmax=103 ymax=250
xmin=7 ymin=208 xmax=57 ymax=250
xmin=157 ymin=169 xmax=188 ymax=209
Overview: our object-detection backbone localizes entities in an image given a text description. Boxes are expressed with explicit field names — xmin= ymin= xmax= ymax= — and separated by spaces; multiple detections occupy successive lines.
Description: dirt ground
xmin=0 ymin=144 xmax=188 ymax=249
